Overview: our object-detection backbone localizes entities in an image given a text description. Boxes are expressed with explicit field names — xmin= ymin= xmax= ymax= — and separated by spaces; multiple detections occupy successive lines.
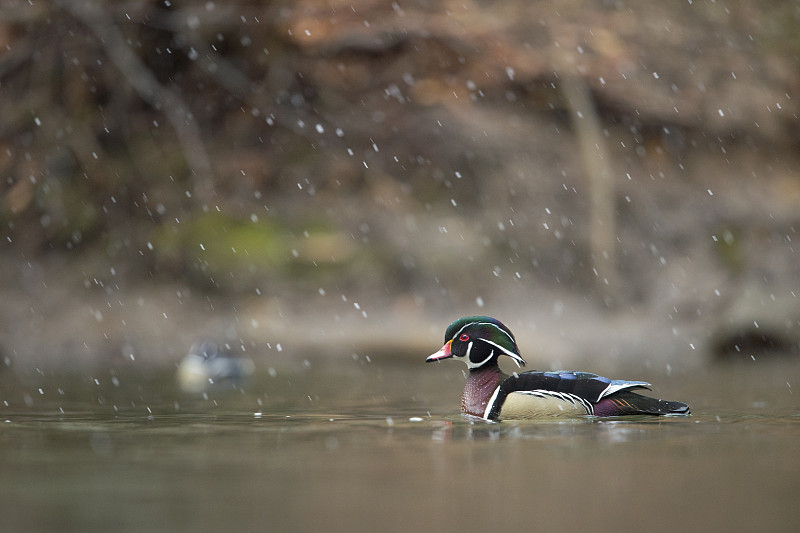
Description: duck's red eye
xmin=459 ymin=334 xmax=469 ymax=341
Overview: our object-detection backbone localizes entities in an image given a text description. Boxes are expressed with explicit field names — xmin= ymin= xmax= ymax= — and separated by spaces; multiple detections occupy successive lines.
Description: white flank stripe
xmin=483 ymin=386 xmax=502 ymax=419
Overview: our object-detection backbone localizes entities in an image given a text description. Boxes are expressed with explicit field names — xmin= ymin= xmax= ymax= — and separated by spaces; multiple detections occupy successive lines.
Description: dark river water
xmin=1 ymin=354 xmax=798 ymax=532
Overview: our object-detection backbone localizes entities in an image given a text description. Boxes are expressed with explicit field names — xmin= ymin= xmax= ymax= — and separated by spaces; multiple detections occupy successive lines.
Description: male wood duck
xmin=427 ymin=316 xmax=690 ymax=420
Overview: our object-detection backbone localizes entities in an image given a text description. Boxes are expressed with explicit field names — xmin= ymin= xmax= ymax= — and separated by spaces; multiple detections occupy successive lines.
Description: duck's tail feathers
xmin=593 ymin=391 xmax=690 ymax=417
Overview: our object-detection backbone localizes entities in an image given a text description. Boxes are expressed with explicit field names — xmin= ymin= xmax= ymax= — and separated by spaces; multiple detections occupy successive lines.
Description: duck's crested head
xmin=426 ymin=316 xmax=526 ymax=370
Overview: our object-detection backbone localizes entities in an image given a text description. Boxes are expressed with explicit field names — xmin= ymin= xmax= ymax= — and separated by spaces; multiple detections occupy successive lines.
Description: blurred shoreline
xmin=1 ymin=1 xmax=798 ymax=373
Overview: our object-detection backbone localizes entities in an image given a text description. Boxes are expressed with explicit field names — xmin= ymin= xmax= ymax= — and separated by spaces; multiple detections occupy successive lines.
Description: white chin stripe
xmin=467 ymin=348 xmax=494 ymax=369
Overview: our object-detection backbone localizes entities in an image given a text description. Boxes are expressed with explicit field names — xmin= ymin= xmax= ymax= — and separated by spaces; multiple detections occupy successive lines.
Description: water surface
xmin=1 ymin=357 xmax=798 ymax=532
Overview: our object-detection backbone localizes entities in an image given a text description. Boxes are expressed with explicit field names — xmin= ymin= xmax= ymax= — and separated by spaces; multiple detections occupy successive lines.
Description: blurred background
xmin=2 ymin=3 xmax=800 ymax=532
xmin=1 ymin=0 xmax=799 ymax=376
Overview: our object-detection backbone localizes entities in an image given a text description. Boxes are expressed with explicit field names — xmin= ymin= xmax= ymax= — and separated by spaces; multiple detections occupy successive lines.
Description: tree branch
xmin=58 ymin=0 xmax=215 ymax=204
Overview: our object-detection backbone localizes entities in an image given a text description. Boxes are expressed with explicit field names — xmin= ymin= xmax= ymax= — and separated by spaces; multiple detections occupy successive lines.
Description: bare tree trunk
xmin=559 ymin=71 xmax=618 ymax=301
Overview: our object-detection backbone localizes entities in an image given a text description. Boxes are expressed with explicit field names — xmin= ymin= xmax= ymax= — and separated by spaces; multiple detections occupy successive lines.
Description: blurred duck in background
xmin=177 ymin=340 xmax=255 ymax=393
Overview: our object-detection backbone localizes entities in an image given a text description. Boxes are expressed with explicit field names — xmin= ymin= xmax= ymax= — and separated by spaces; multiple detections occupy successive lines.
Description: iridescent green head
xmin=426 ymin=316 xmax=526 ymax=369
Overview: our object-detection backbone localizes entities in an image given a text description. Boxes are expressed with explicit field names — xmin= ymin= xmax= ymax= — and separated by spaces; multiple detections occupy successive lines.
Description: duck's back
xmin=483 ymin=371 xmax=689 ymax=420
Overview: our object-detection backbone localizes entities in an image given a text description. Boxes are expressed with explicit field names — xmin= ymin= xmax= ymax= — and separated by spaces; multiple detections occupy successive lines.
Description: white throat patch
xmin=465 ymin=348 xmax=494 ymax=369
